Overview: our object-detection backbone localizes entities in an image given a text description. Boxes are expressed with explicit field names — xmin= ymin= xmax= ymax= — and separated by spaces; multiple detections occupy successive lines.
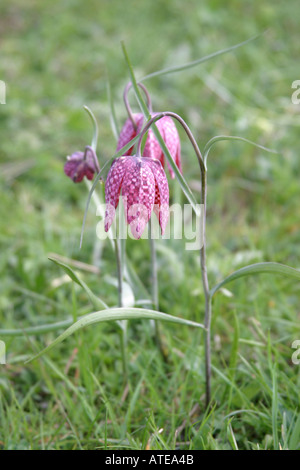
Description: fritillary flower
xmin=105 ymin=156 xmax=169 ymax=240
xmin=64 ymin=146 xmax=99 ymax=183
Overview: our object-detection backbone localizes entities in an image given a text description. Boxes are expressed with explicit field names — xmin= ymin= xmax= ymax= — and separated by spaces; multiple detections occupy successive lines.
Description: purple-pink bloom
xmin=64 ymin=146 xmax=99 ymax=183
xmin=105 ymin=156 xmax=169 ymax=240
xmin=116 ymin=113 xmax=182 ymax=179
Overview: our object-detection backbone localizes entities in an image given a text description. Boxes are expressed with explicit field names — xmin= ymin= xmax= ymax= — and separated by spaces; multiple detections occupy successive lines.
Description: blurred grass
xmin=0 ymin=0 xmax=300 ymax=450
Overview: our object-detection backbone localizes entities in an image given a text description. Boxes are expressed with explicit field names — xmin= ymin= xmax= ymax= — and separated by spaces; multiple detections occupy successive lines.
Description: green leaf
xmin=106 ymin=69 xmax=119 ymax=141
xmin=288 ymin=413 xmax=300 ymax=450
xmin=25 ymin=307 xmax=205 ymax=363
xmin=121 ymin=42 xmax=201 ymax=217
xmin=210 ymin=262 xmax=300 ymax=297
xmin=48 ymin=256 xmax=108 ymax=310
xmin=140 ymin=34 xmax=262 ymax=82
xmin=203 ymin=135 xmax=279 ymax=170
xmin=271 ymin=365 xmax=279 ymax=450
xmin=227 ymin=418 xmax=239 ymax=450
xmin=0 ymin=318 xmax=76 ymax=337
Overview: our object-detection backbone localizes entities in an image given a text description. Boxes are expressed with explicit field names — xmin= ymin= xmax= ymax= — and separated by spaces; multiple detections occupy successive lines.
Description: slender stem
xmin=83 ymin=105 xmax=99 ymax=154
xmin=114 ymin=237 xmax=128 ymax=382
xmin=136 ymin=111 xmax=205 ymax=177
xmin=149 ymin=219 xmax=168 ymax=362
xmin=114 ymin=238 xmax=124 ymax=309
xmin=149 ymin=221 xmax=158 ymax=310
xmin=200 ymin=170 xmax=212 ymax=408
xmin=84 ymin=145 xmax=100 ymax=173
xmin=136 ymin=111 xmax=211 ymax=406
xmin=82 ymin=105 xmax=128 ymax=382
xmin=123 ymin=82 xmax=153 ymax=130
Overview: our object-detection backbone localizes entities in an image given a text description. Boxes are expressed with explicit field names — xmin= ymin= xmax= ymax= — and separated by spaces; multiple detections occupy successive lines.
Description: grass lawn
xmin=0 ymin=0 xmax=300 ymax=450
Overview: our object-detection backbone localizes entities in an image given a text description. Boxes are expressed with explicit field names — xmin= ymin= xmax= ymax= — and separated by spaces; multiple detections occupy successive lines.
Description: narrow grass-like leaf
xmin=140 ymin=34 xmax=262 ymax=82
xmin=25 ymin=307 xmax=205 ymax=363
xmin=288 ymin=413 xmax=300 ymax=450
xmin=48 ymin=256 xmax=108 ymax=310
xmin=106 ymin=70 xmax=119 ymax=141
xmin=227 ymin=418 xmax=239 ymax=450
xmin=272 ymin=366 xmax=279 ymax=450
xmin=210 ymin=262 xmax=300 ymax=297
xmin=203 ymin=135 xmax=279 ymax=170
xmin=222 ymin=311 xmax=240 ymax=408
xmin=121 ymin=42 xmax=200 ymax=217
xmin=0 ymin=318 xmax=77 ymax=337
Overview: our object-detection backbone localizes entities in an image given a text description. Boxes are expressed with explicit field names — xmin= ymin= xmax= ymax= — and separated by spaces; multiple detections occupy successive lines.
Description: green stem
xmin=200 ymin=170 xmax=212 ymax=409
xmin=83 ymin=105 xmax=128 ymax=382
xmin=136 ymin=110 xmax=211 ymax=406
xmin=114 ymin=237 xmax=128 ymax=382
xmin=136 ymin=111 xmax=205 ymax=176
xmin=123 ymin=81 xmax=153 ymax=130
xmin=148 ymin=219 xmax=167 ymax=362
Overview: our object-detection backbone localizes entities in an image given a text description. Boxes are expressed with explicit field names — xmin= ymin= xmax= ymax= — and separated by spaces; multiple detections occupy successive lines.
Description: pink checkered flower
xmin=105 ymin=156 xmax=169 ymax=240
xmin=64 ymin=146 xmax=99 ymax=183
xmin=116 ymin=113 xmax=181 ymax=179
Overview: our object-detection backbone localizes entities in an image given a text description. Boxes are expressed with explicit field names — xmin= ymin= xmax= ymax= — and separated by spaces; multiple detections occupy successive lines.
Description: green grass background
xmin=0 ymin=0 xmax=300 ymax=450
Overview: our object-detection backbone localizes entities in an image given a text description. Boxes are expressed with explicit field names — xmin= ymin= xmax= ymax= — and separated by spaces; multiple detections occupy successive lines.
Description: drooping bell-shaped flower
xmin=116 ymin=113 xmax=181 ymax=179
xmin=104 ymin=156 xmax=169 ymax=240
xmin=64 ymin=146 xmax=99 ymax=183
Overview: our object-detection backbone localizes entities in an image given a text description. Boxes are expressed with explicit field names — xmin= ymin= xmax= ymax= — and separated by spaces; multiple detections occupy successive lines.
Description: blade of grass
xmin=227 ymin=418 xmax=239 ymax=450
xmin=271 ymin=365 xmax=279 ymax=450
xmin=288 ymin=413 xmax=300 ymax=450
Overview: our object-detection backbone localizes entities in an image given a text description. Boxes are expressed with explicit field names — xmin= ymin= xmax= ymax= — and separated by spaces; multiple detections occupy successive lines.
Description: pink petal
xmin=160 ymin=116 xmax=181 ymax=179
xmin=64 ymin=151 xmax=96 ymax=183
xmin=121 ymin=158 xmax=155 ymax=239
xmin=149 ymin=159 xmax=169 ymax=235
xmin=104 ymin=157 xmax=132 ymax=232
xmin=142 ymin=128 xmax=162 ymax=160
xmin=116 ymin=114 xmax=144 ymax=155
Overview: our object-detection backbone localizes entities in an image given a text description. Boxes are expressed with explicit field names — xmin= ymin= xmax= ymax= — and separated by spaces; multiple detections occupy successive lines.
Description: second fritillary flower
xmin=116 ymin=113 xmax=182 ymax=179
xmin=64 ymin=146 xmax=100 ymax=183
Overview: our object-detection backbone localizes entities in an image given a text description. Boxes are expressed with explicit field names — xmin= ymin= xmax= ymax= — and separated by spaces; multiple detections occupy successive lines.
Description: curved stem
xmin=83 ymin=105 xmax=99 ymax=153
xmin=136 ymin=111 xmax=205 ymax=176
xmin=84 ymin=145 xmax=100 ymax=173
xmin=123 ymin=82 xmax=153 ymax=131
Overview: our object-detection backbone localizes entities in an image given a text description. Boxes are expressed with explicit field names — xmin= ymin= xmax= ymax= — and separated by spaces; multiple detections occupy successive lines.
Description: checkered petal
xmin=150 ymin=159 xmax=169 ymax=235
xmin=104 ymin=155 xmax=169 ymax=239
xmin=116 ymin=114 xmax=144 ymax=155
xmin=121 ymin=158 xmax=156 ymax=239
xmin=104 ymin=157 xmax=134 ymax=232
xmin=142 ymin=115 xmax=163 ymax=161
xmin=159 ymin=116 xmax=181 ymax=179
xmin=64 ymin=149 xmax=98 ymax=183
